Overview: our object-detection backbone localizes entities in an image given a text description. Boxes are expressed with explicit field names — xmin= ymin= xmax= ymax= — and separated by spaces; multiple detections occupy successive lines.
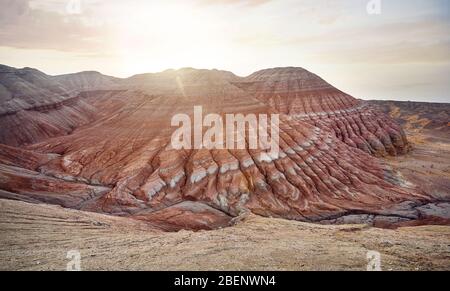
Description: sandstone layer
xmin=235 ymin=68 xmax=409 ymax=156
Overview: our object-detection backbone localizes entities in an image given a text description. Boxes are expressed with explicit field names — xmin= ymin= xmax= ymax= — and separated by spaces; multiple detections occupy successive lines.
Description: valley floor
xmin=0 ymin=198 xmax=449 ymax=271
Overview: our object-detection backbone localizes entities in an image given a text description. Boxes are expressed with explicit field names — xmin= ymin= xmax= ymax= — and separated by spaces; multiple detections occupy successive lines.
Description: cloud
xmin=312 ymin=41 xmax=450 ymax=64
xmin=0 ymin=0 xmax=111 ymax=53
xmin=0 ymin=0 xmax=30 ymax=25
xmin=234 ymin=17 xmax=450 ymax=65
xmin=310 ymin=18 xmax=450 ymax=64
xmin=196 ymin=0 xmax=272 ymax=7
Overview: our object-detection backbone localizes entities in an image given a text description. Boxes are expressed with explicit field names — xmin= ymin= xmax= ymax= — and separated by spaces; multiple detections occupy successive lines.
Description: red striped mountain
xmin=235 ymin=67 xmax=409 ymax=156
xmin=0 ymin=65 xmax=429 ymax=230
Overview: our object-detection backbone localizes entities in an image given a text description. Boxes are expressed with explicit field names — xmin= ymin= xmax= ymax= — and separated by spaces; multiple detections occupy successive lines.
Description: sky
xmin=0 ymin=0 xmax=449 ymax=102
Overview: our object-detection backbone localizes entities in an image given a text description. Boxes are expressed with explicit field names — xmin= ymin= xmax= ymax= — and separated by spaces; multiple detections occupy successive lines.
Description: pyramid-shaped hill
xmin=234 ymin=67 xmax=409 ymax=156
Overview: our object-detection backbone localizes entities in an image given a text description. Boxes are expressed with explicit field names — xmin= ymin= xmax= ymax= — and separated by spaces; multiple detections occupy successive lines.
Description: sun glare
xmin=109 ymin=2 xmax=228 ymax=76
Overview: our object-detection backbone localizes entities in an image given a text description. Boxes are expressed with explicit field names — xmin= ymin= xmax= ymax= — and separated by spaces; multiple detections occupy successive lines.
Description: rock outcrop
xmin=0 ymin=65 xmax=434 ymax=230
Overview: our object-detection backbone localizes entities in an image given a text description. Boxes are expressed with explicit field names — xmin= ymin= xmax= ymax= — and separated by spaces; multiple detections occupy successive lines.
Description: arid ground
xmin=1 ymin=199 xmax=450 ymax=271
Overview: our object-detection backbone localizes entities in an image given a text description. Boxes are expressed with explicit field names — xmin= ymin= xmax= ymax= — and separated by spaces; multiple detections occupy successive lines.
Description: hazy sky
xmin=0 ymin=0 xmax=449 ymax=102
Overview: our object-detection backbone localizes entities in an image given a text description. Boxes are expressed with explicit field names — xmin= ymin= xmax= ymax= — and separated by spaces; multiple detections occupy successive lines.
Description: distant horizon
xmin=2 ymin=62 xmax=449 ymax=104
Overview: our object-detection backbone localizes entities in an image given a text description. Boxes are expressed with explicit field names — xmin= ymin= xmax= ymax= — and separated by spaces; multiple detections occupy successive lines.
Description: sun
xmin=109 ymin=2 xmax=227 ymax=76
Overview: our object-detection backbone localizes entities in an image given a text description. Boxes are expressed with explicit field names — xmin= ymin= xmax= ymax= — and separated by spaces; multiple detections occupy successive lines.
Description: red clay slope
xmin=235 ymin=67 xmax=409 ymax=156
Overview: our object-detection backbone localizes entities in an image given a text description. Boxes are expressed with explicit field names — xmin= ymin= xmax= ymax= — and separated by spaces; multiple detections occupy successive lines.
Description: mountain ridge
xmin=0 ymin=63 xmax=436 ymax=230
